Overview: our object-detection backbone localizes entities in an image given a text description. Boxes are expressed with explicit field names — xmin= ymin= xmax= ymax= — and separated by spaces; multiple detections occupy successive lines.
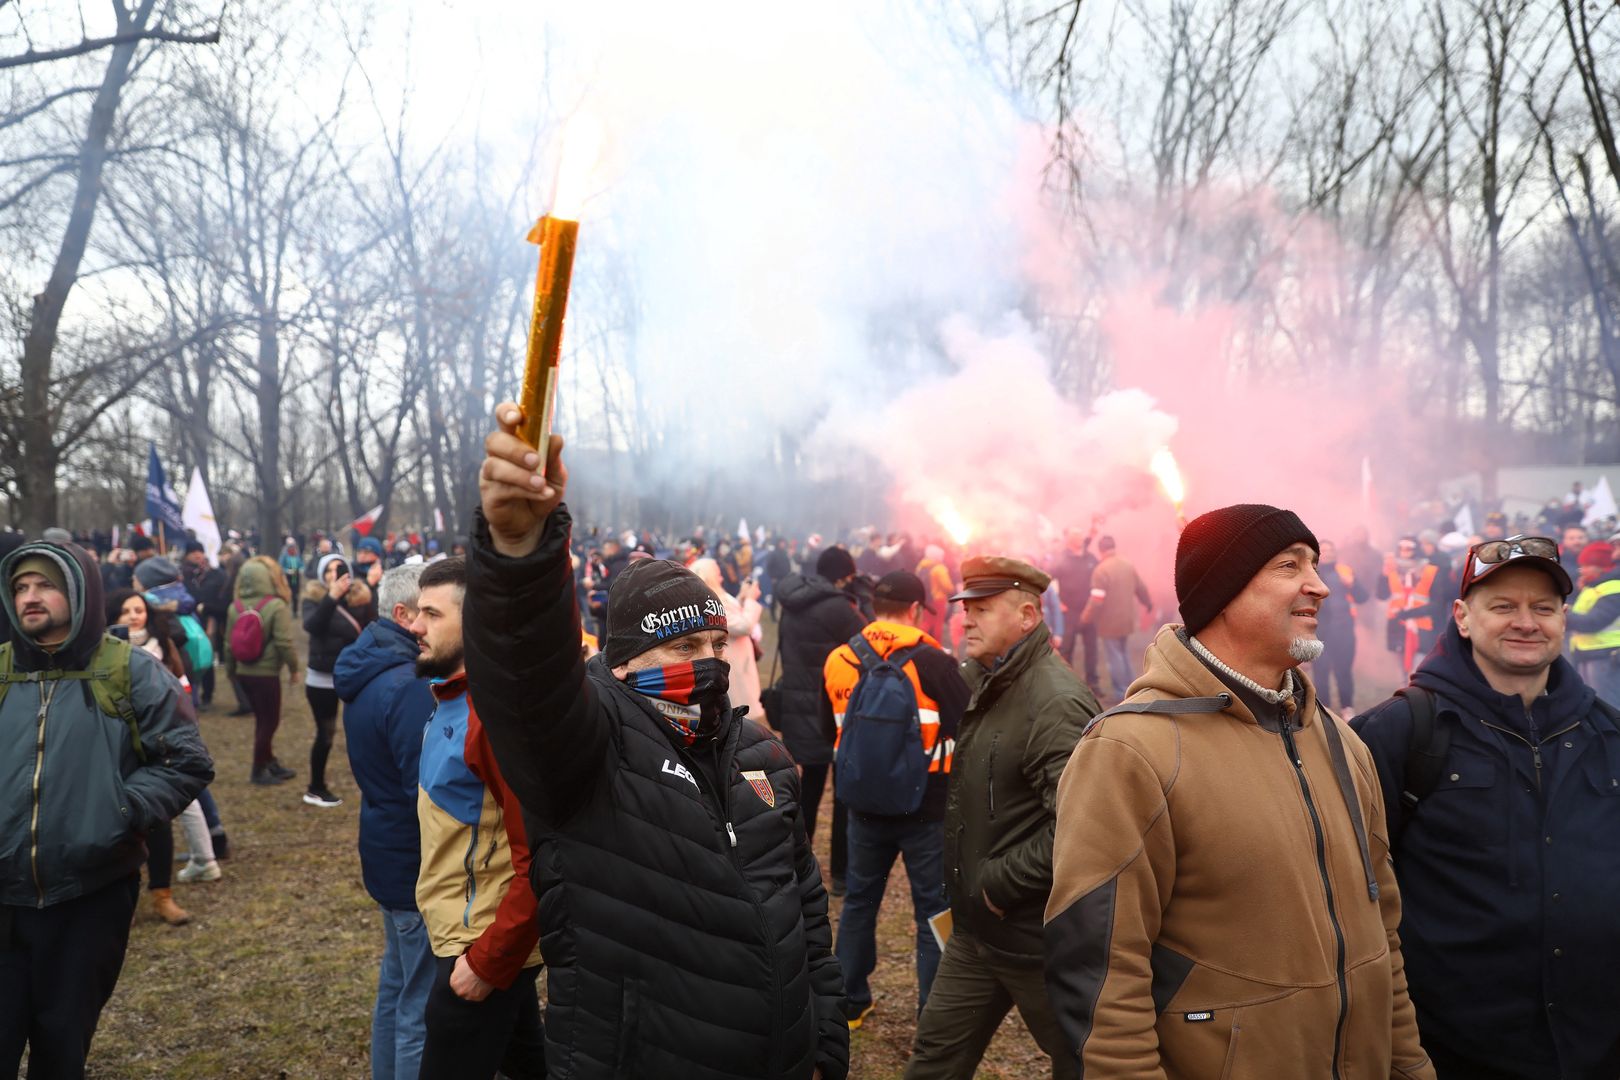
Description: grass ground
xmin=89 ymin=623 xmax=1047 ymax=1079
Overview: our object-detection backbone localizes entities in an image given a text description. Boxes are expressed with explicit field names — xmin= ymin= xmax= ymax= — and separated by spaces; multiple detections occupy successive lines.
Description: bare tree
xmin=8 ymin=0 xmax=218 ymax=535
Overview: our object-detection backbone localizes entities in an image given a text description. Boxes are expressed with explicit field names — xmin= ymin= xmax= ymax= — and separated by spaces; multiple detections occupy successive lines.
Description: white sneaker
xmin=177 ymin=858 xmax=222 ymax=883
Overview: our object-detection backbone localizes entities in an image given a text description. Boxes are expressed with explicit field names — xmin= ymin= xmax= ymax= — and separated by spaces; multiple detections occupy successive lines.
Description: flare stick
xmin=518 ymin=214 xmax=579 ymax=454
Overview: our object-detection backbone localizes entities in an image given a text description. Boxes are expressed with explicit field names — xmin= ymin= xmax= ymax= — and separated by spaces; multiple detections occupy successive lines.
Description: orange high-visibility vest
xmin=1386 ymin=564 xmax=1438 ymax=631
xmin=823 ymin=621 xmax=953 ymax=777
xmin=1333 ymin=563 xmax=1358 ymax=619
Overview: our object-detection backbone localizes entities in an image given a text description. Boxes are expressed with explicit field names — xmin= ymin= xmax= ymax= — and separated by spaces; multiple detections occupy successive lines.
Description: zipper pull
xmin=726 ymin=822 xmax=738 ymax=848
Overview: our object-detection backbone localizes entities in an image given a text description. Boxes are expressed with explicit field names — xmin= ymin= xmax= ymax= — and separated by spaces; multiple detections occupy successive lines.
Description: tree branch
xmin=0 ymin=28 xmax=221 ymax=72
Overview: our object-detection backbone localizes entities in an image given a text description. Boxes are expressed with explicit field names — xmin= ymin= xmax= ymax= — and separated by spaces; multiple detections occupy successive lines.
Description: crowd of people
xmin=3 ymin=445 xmax=1620 ymax=1080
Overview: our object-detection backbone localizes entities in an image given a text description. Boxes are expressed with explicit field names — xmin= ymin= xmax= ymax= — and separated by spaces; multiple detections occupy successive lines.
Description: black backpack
xmin=834 ymin=635 xmax=928 ymax=816
xmin=1392 ymin=687 xmax=1450 ymax=824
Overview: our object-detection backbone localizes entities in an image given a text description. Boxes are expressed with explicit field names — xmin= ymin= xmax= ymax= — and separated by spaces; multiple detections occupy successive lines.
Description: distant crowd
xmin=3 ymin=467 xmax=1619 ymax=1079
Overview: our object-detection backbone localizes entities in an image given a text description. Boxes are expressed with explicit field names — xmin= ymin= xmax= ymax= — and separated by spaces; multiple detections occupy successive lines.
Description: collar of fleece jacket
xmin=1 ymin=541 xmax=106 ymax=671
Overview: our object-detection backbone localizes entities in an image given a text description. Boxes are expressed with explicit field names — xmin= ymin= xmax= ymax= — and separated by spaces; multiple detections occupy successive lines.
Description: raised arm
xmin=465 ymin=406 xmax=607 ymax=826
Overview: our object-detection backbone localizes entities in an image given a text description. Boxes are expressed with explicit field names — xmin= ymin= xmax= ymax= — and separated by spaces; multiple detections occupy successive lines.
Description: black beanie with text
xmin=605 ymin=557 xmax=730 ymax=667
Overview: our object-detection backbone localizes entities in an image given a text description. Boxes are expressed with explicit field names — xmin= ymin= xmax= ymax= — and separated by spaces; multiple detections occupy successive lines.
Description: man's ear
xmin=1452 ymin=597 xmax=1471 ymax=640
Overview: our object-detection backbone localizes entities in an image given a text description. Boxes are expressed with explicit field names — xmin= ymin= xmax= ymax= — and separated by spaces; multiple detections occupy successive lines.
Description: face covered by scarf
xmin=624 ymin=657 xmax=732 ymax=745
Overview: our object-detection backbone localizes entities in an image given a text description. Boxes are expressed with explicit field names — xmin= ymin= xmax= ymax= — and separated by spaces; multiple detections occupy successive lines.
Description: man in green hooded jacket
xmin=0 ymin=540 xmax=213 ymax=1077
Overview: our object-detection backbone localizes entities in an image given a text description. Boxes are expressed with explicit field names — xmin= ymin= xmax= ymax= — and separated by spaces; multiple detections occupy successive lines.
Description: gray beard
xmin=1289 ymin=637 xmax=1326 ymax=664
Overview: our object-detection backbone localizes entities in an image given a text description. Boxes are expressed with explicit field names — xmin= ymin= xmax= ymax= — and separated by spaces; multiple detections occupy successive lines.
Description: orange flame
xmin=551 ymin=114 xmax=602 ymax=221
xmin=929 ymin=497 xmax=974 ymax=546
xmin=1149 ymin=446 xmax=1185 ymax=509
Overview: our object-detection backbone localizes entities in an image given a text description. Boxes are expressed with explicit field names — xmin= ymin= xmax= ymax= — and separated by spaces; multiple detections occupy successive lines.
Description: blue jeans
xmin=836 ymin=813 xmax=947 ymax=1012
xmin=373 ymin=905 xmax=436 ymax=1080
xmin=1103 ymin=636 xmax=1134 ymax=698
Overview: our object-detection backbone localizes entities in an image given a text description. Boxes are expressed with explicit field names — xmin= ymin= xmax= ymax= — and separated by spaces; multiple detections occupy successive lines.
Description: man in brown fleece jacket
xmin=1043 ymin=504 xmax=1433 ymax=1079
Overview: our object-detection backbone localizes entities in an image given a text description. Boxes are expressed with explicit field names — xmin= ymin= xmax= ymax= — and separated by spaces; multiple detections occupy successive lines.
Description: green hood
xmin=234 ymin=560 xmax=274 ymax=602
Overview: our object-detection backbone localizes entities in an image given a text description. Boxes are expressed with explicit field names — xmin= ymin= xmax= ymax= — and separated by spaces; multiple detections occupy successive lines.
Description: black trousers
xmin=1316 ymin=631 xmax=1356 ymax=710
xmin=798 ymin=762 xmax=848 ymax=881
xmin=146 ymin=820 xmax=174 ymax=890
xmin=0 ymin=875 xmax=140 ymax=1080
xmin=1059 ymin=618 xmax=1098 ymax=686
xmin=304 ymin=684 xmax=340 ymax=791
xmin=418 ymin=959 xmax=546 ymax=1080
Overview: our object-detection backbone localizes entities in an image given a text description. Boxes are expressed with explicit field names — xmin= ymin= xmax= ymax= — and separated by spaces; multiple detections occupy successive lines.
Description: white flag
xmin=434 ymin=506 xmax=446 ymax=534
xmin=1453 ymin=503 xmax=1474 ymax=538
xmin=738 ymin=517 xmax=750 ymax=541
xmin=1584 ymin=476 xmax=1618 ymax=526
xmin=182 ymin=468 xmax=222 ymax=566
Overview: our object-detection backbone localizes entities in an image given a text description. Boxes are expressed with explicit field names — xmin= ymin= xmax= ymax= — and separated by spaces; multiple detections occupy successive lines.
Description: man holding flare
xmin=466 ymin=406 xmax=848 ymax=1080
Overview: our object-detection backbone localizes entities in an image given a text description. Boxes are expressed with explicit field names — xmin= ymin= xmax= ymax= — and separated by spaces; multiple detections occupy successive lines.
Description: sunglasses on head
xmin=1458 ymin=534 xmax=1562 ymax=596
xmin=1471 ymin=535 xmax=1559 ymax=564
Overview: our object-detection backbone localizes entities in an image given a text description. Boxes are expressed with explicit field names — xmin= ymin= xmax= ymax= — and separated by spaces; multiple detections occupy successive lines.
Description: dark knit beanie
xmin=1176 ymin=504 xmax=1319 ymax=635
xmin=134 ymin=555 xmax=181 ymax=590
xmin=815 ymin=546 xmax=857 ymax=582
xmin=605 ymin=557 xmax=729 ymax=667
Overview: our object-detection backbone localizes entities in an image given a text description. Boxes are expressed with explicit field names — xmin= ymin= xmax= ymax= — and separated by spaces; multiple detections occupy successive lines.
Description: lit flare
xmin=929 ymin=498 xmax=974 ymax=546
xmin=1149 ymin=446 xmax=1187 ymax=530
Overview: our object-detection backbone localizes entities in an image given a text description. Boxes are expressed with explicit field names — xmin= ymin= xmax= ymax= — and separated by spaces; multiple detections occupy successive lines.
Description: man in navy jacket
xmin=336 ymin=563 xmax=438 ymax=1080
xmin=1355 ymin=536 xmax=1620 ymax=1079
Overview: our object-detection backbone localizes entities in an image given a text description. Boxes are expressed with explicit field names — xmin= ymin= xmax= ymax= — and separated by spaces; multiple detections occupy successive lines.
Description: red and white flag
xmin=434 ymin=507 xmax=445 ymax=533
xmin=348 ymin=504 xmax=384 ymax=536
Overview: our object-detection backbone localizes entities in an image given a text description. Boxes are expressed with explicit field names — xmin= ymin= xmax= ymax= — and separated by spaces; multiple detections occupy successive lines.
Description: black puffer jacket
xmin=302 ymin=589 xmax=368 ymax=674
xmin=466 ymin=507 xmax=849 ymax=1080
xmin=772 ymin=573 xmax=864 ymax=766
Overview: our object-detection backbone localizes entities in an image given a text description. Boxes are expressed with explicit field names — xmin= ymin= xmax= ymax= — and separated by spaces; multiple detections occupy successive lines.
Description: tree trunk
xmin=17 ymin=0 xmax=155 ymax=536
xmin=255 ymin=312 xmax=282 ymax=547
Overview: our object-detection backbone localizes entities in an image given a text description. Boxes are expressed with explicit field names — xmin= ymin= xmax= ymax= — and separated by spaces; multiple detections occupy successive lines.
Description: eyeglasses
xmin=1459 ymin=534 xmax=1562 ymax=596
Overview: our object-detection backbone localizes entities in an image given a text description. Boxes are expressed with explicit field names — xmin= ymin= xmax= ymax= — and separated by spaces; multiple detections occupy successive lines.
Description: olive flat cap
xmin=949 ymin=555 xmax=1050 ymax=601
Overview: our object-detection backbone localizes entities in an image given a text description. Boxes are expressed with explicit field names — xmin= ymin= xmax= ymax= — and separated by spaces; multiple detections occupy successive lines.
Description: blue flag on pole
xmin=145 ymin=444 xmax=186 ymax=537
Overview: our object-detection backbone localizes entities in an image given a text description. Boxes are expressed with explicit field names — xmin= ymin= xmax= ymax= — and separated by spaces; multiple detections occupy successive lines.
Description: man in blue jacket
xmin=0 ymin=540 xmax=212 ymax=1077
xmin=1354 ymin=535 xmax=1620 ymax=1079
xmin=336 ymin=562 xmax=438 ymax=1080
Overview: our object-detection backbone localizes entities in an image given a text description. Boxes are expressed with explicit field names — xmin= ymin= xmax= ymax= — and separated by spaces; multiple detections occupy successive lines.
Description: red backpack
xmin=230 ymin=597 xmax=274 ymax=663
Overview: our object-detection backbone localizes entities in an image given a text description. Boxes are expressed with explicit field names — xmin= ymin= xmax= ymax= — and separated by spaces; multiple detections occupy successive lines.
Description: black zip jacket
xmin=1354 ymin=621 xmax=1620 ymax=1078
xmin=303 ymin=591 xmax=367 ymax=675
xmin=465 ymin=507 xmax=849 ymax=1080
xmin=773 ymin=574 xmax=865 ymax=766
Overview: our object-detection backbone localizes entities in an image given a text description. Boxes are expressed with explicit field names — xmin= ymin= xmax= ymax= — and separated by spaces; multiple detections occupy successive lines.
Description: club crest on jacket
xmin=742 ymin=769 xmax=775 ymax=807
